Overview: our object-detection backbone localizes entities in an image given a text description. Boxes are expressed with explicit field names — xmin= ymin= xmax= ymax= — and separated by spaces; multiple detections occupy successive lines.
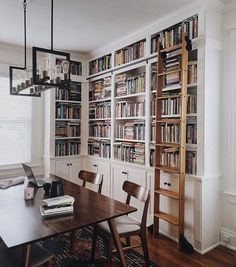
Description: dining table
xmin=0 ymin=174 xmax=137 ymax=267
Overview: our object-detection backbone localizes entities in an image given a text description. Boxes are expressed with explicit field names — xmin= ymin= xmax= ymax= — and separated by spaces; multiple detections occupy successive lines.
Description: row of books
xmin=70 ymin=61 xmax=82 ymax=76
xmin=114 ymin=143 xmax=145 ymax=165
xmin=116 ymin=73 xmax=145 ymax=96
xmin=89 ymin=102 xmax=111 ymax=119
xmin=151 ymin=15 xmax=198 ymax=53
xmin=89 ymin=122 xmax=111 ymax=138
xmin=116 ymin=101 xmax=145 ymax=118
xmin=160 ymin=148 xmax=179 ymax=168
xmin=150 ymin=94 xmax=197 ymax=116
xmin=55 ymin=140 xmax=80 ymax=157
xmin=55 ymin=83 xmax=81 ymax=101
xmin=88 ymin=140 xmax=111 ymax=158
xmin=188 ymin=63 xmax=198 ymax=85
xmin=89 ymin=76 xmax=112 ymax=101
xmin=55 ymin=122 xmax=80 ymax=137
xmin=89 ymin=54 xmax=112 ymax=75
xmin=115 ymin=40 xmax=145 ymax=66
xmin=56 ymin=104 xmax=81 ymax=120
xmin=116 ymin=121 xmax=145 ymax=140
xmin=149 ymin=148 xmax=197 ymax=174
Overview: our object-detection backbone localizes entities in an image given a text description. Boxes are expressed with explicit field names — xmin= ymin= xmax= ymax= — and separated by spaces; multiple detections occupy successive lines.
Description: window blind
xmin=0 ymin=76 xmax=32 ymax=165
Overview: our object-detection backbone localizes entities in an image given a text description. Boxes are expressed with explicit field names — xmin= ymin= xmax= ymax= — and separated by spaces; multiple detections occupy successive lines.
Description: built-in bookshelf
xmin=86 ymin=14 xmax=199 ymax=171
xmin=89 ymin=54 xmax=112 ymax=75
xmin=151 ymin=15 xmax=198 ymax=53
xmin=149 ymin=48 xmax=198 ymax=174
xmin=114 ymin=66 xmax=146 ymax=165
xmin=88 ymin=76 xmax=112 ymax=158
xmin=55 ymin=82 xmax=81 ymax=157
xmin=115 ymin=39 xmax=146 ymax=66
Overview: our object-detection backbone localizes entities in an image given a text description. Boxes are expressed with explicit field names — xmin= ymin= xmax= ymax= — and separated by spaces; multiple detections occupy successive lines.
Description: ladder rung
xmin=155 ymin=165 xmax=179 ymax=174
xmin=156 ymin=119 xmax=180 ymax=124
xmin=156 ymin=143 xmax=180 ymax=148
xmin=155 ymin=189 xmax=179 ymax=199
xmin=154 ymin=212 xmax=179 ymax=225
xmin=160 ymin=43 xmax=182 ymax=53
xmin=158 ymin=69 xmax=181 ymax=77
xmin=157 ymin=94 xmax=181 ymax=100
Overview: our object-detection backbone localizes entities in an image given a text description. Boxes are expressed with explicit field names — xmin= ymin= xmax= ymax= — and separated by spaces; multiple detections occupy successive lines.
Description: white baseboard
xmin=221 ymin=228 xmax=236 ymax=251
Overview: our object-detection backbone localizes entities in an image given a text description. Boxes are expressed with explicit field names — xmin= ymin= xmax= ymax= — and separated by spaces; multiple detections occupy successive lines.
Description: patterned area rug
xmin=40 ymin=226 xmax=158 ymax=267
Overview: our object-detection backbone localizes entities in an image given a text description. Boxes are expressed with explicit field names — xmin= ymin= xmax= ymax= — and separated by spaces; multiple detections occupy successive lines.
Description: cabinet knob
xmin=67 ymin=163 xmax=69 ymax=166
xmin=122 ymin=171 xmax=128 ymax=175
xmin=164 ymin=182 xmax=168 ymax=185
xmin=70 ymin=163 xmax=72 ymax=166
xmin=93 ymin=164 xmax=98 ymax=167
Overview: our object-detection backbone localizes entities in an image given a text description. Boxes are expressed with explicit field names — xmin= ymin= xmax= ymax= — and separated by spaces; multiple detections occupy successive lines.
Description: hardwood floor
xmin=132 ymin=232 xmax=236 ymax=267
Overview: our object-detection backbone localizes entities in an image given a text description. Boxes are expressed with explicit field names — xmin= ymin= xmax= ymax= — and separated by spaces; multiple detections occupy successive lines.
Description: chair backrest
xmin=78 ymin=170 xmax=103 ymax=193
xmin=122 ymin=180 xmax=150 ymax=228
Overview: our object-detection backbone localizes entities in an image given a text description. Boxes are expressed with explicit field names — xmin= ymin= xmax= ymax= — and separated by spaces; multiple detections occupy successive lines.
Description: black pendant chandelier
xmin=9 ymin=0 xmax=71 ymax=97
xmin=32 ymin=0 xmax=71 ymax=87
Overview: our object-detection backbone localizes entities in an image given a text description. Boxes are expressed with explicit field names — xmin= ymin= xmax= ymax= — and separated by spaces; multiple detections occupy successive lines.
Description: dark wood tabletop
xmin=0 ymin=174 xmax=136 ymax=249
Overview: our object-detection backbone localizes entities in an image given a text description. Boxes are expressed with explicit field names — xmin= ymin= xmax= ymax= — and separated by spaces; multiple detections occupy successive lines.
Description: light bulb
xmin=62 ymin=60 xmax=70 ymax=80
xmin=25 ymin=69 xmax=31 ymax=87
xmin=40 ymin=58 xmax=49 ymax=79
xmin=55 ymin=64 xmax=62 ymax=83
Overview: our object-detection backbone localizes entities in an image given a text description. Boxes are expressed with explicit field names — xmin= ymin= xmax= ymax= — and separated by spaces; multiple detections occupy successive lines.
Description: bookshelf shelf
xmin=89 ymin=98 xmax=111 ymax=104
xmin=116 ymin=116 xmax=145 ymax=120
xmin=116 ymin=92 xmax=146 ymax=100
xmin=89 ymin=118 xmax=111 ymax=121
xmin=115 ymin=139 xmax=145 ymax=143
xmin=55 ymin=119 xmax=81 ymax=122
xmin=114 ymin=39 xmax=146 ymax=67
xmin=55 ymin=137 xmax=81 ymax=140
xmin=55 ymin=100 xmax=81 ymax=104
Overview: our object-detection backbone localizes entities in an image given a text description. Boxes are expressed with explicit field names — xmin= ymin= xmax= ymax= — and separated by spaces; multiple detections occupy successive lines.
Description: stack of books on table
xmin=40 ymin=195 xmax=75 ymax=218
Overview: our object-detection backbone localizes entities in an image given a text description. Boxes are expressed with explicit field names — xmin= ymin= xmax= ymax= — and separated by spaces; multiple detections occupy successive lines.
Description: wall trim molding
xmin=221 ymin=228 xmax=236 ymax=251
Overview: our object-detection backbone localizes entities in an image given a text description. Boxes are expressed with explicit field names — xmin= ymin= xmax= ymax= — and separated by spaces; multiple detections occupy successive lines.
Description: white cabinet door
xmin=55 ymin=160 xmax=69 ymax=181
xmin=69 ymin=158 xmax=82 ymax=185
xmin=127 ymin=167 xmax=146 ymax=222
xmin=111 ymin=164 xmax=128 ymax=203
xmin=82 ymin=157 xmax=110 ymax=196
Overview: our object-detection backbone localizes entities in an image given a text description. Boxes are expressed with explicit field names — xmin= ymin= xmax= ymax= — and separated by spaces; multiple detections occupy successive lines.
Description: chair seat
xmin=0 ymin=243 xmax=53 ymax=267
xmin=98 ymin=215 xmax=141 ymax=235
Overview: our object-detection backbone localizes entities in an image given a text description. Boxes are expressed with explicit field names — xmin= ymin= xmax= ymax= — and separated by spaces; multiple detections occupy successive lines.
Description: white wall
xmin=221 ymin=0 xmax=236 ymax=251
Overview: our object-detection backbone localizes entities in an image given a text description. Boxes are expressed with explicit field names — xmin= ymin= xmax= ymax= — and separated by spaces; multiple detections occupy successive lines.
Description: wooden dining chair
xmin=78 ymin=170 xmax=103 ymax=194
xmin=91 ymin=180 xmax=150 ymax=267
xmin=70 ymin=170 xmax=103 ymax=252
xmin=0 ymin=243 xmax=53 ymax=267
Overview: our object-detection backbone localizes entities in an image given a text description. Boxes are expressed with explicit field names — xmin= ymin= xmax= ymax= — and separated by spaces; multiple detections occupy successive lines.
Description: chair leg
xmin=91 ymin=226 xmax=98 ymax=263
xmin=140 ymin=231 xmax=150 ymax=267
xmin=125 ymin=237 xmax=131 ymax=247
xmin=106 ymin=237 xmax=113 ymax=267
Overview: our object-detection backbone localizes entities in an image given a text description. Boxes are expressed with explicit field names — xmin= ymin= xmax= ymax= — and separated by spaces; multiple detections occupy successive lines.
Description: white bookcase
xmin=44 ymin=1 xmax=223 ymax=254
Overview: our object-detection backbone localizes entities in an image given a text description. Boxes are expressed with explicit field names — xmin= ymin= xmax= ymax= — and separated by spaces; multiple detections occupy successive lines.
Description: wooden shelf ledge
xmin=155 ymin=189 xmax=179 ymax=199
xmin=154 ymin=212 xmax=179 ymax=225
xmin=155 ymin=165 xmax=179 ymax=174
xmin=160 ymin=43 xmax=182 ymax=53
xmin=156 ymin=143 xmax=180 ymax=148
xmin=156 ymin=119 xmax=181 ymax=124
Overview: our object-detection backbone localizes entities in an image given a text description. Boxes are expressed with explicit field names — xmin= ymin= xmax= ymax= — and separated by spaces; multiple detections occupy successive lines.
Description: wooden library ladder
xmin=153 ymin=32 xmax=193 ymax=250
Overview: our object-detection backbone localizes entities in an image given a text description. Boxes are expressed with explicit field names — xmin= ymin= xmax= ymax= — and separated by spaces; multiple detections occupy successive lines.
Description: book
xmin=42 ymin=195 xmax=75 ymax=207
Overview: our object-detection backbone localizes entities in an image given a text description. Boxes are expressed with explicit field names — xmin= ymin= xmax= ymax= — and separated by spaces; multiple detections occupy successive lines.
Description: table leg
xmin=24 ymin=244 xmax=32 ymax=267
xmin=107 ymin=218 xmax=127 ymax=267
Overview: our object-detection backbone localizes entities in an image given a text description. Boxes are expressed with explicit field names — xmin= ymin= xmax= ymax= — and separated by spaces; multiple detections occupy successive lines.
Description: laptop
xmin=22 ymin=163 xmax=50 ymax=187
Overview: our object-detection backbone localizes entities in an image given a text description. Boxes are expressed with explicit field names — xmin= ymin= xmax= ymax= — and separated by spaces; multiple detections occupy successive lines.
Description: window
xmin=0 ymin=76 xmax=33 ymax=165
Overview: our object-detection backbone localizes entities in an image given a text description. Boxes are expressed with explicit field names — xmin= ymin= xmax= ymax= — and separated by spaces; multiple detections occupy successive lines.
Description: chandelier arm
xmin=51 ymin=0 xmax=53 ymax=51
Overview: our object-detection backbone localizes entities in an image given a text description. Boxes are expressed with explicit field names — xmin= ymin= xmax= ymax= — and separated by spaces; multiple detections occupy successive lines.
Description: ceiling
xmin=0 ymin=0 xmax=196 ymax=54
